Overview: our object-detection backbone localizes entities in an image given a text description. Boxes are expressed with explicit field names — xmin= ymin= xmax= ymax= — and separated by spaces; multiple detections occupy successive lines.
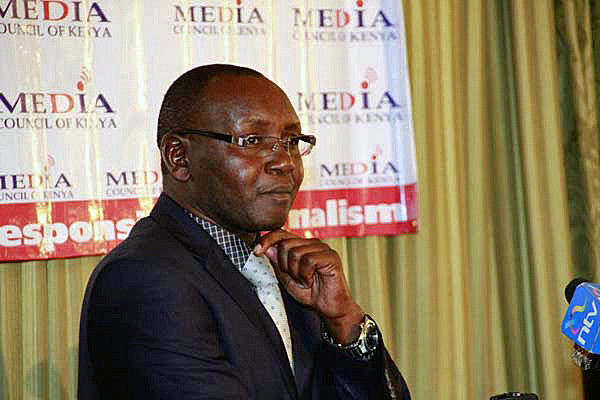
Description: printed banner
xmin=0 ymin=0 xmax=418 ymax=262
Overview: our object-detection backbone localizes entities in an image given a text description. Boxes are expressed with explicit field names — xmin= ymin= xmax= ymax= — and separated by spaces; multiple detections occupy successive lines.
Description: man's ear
xmin=160 ymin=133 xmax=191 ymax=182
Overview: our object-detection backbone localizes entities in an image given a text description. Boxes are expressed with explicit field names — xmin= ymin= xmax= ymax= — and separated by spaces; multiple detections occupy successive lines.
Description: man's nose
xmin=264 ymin=144 xmax=296 ymax=175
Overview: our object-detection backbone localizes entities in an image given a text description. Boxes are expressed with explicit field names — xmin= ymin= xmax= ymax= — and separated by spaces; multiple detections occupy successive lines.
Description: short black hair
xmin=157 ymin=64 xmax=264 ymax=148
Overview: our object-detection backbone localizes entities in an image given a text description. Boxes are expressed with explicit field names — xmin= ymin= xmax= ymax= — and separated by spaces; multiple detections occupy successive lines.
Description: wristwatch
xmin=321 ymin=314 xmax=380 ymax=360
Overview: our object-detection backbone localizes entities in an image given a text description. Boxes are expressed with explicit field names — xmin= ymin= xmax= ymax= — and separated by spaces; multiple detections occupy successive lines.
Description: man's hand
xmin=254 ymin=229 xmax=365 ymax=344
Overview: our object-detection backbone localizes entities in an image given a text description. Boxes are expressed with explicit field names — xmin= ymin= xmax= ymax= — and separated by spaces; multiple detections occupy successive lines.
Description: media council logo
xmin=172 ymin=0 xmax=266 ymax=36
xmin=0 ymin=1 xmax=112 ymax=38
xmin=0 ymin=67 xmax=117 ymax=131
xmin=0 ymin=154 xmax=74 ymax=203
xmin=292 ymin=0 xmax=399 ymax=43
xmin=296 ymin=68 xmax=405 ymax=125
xmin=319 ymin=145 xmax=401 ymax=188
xmin=104 ymin=169 xmax=162 ymax=198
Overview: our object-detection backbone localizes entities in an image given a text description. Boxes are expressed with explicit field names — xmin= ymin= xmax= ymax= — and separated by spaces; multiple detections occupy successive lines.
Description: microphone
xmin=562 ymin=278 xmax=600 ymax=400
xmin=565 ymin=278 xmax=589 ymax=302
xmin=489 ymin=392 xmax=537 ymax=399
xmin=561 ymin=279 xmax=600 ymax=354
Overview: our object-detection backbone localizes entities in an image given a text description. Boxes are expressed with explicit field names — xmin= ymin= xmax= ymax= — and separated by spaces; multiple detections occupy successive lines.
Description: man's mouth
xmin=259 ymin=184 xmax=295 ymax=194
xmin=259 ymin=184 xmax=295 ymax=201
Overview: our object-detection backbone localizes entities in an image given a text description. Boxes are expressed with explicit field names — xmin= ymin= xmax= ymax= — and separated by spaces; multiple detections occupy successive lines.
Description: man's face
xmin=184 ymin=74 xmax=304 ymax=234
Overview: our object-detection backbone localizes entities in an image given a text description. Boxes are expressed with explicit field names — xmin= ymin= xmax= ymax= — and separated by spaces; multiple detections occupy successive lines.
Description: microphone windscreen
xmin=489 ymin=392 xmax=538 ymax=399
xmin=566 ymin=278 xmax=589 ymax=303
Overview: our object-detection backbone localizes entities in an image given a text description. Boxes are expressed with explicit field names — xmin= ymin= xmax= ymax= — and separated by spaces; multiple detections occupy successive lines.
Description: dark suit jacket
xmin=78 ymin=193 xmax=410 ymax=399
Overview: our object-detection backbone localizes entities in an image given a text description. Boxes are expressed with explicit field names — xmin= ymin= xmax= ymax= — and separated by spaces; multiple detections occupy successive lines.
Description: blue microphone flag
xmin=562 ymin=282 xmax=600 ymax=354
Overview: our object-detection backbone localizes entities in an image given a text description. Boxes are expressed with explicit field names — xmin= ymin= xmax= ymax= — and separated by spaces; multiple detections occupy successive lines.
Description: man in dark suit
xmin=78 ymin=64 xmax=411 ymax=399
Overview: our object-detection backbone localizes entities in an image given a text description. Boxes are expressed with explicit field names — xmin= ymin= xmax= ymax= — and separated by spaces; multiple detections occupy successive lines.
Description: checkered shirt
xmin=186 ymin=212 xmax=254 ymax=273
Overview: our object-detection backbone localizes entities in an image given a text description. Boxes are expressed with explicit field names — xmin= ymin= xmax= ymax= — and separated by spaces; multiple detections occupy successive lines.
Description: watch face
xmin=365 ymin=331 xmax=379 ymax=351
xmin=364 ymin=320 xmax=379 ymax=351
xmin=365 ymin=335 xmax=377 ymax=351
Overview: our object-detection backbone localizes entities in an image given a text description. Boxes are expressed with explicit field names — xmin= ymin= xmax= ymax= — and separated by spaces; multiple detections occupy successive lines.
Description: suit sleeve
xmin=88 ymin=260 xmax=249 ymax=400
xmin=319 ymin=330 xmax=411 ymax=400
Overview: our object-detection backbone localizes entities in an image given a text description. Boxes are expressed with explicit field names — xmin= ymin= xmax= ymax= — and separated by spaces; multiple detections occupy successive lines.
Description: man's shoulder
xmin=104 ymin=215 xmax=179 ymax=258
xmin=92 ymin=215 xmax=210 ymax=291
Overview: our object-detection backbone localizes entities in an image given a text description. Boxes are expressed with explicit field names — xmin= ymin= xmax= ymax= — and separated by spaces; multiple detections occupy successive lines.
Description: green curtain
xmin=556 ymin=0 xmax=600 ymax=280
xmin=1 ymin=1 xmax=599 ymax=399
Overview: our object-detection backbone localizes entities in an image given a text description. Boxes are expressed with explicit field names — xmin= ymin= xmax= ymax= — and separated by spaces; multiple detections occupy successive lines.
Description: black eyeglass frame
xmin=174 ymin=129 xmax=317 ymax=156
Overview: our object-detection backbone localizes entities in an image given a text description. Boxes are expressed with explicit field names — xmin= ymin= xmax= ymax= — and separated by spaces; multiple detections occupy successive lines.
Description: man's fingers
xmin=265 ymin=247 xmax=278 ymax=267
xmin=275 ymin=269 xmax=311 ymax=304
xmin=275 ymin=269 xmax=292 ymax=289
xmin=254 ymin=229 xmax=297 ymax=256
xmin=276 ymin=238 xmax=319 ymax=273
xmin=286 ymin=243 xmax=328 ymax=287
xmin=272 ymin=241 xmax=335 ymax=289
xmin=257 ymin=231 xmax=342 ymax=299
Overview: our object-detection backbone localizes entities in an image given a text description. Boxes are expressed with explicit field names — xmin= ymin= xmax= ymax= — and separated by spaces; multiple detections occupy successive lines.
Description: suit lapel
xmin=282 ymin=288 xmax=319 ymax=397
xmin=150 ymin=194 xmax=297 ymax=395
xmin=200 ymin=248 xmax=296 ymax=386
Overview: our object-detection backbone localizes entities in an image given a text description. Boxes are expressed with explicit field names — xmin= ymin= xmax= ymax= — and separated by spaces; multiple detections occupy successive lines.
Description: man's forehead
xmin=196 ymin=74 xmax=298 ymax=129
xmin=204 ymin=73 xmax=274 ymax=96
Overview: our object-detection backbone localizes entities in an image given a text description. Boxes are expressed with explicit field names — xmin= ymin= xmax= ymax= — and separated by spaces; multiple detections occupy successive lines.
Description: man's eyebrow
xmin=284 ymin=122 xmax=301 ymax=131
xmin=240 ymin=118 xmax=302 ymax=132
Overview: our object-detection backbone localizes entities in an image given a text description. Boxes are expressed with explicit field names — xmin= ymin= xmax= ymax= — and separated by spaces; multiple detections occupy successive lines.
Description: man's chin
xmin=256 ymin=219 xmax=287 ymax=233
xmin=251 ymin=213 xmax=289 ymax=233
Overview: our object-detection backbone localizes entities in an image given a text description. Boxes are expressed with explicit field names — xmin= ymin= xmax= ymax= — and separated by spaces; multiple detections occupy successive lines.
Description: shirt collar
xmin=186 ymin=211 xmax=253 ymax=272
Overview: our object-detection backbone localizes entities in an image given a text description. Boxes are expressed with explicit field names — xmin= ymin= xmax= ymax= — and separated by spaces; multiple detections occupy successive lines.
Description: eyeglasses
xmin=175 ymin=129 xmax=317 ymax=157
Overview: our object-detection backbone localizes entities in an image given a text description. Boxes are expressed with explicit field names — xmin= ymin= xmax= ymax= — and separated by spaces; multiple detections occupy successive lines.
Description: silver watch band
xmin=321 ymin=314 xmax=380 ymax=361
